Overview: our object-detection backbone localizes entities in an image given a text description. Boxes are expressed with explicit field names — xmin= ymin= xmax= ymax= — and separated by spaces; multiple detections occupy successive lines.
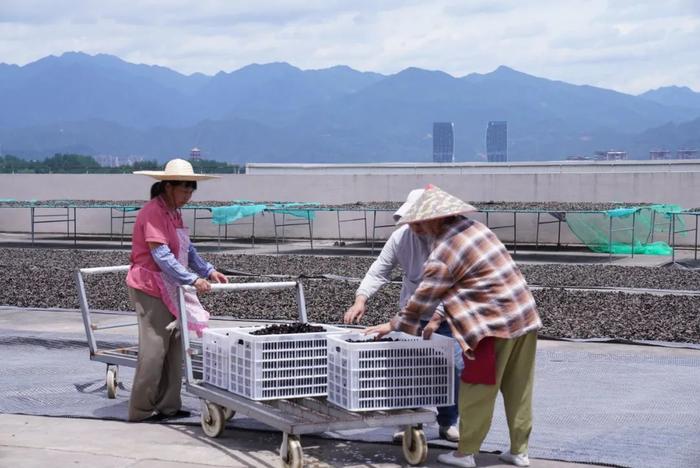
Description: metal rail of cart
xmin=176 ymin=281 xmax=436 ymax=468
xmin=74 ymin=264 xmax=204 ymax=398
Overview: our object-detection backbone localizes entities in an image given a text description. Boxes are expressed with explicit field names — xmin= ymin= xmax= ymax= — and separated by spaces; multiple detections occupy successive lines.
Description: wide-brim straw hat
xmin=396 ymin=185 xmax=477 ymax=225
xmin=133 ymin=158 xmax=219 ymax=181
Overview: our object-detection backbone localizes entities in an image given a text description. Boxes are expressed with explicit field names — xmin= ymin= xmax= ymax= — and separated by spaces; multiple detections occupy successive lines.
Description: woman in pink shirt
xmin=126 ymin=159 xmax=228 ymax=422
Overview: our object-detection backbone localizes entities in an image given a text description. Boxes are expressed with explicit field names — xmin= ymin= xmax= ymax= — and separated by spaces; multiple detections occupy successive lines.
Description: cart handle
xmin=181 ymin=281 xmax=298 ymax=293
xmin=79 ymin=265 xmax=130 ymax=275
xmin=177 ymin=279 xmax=308 ymax=385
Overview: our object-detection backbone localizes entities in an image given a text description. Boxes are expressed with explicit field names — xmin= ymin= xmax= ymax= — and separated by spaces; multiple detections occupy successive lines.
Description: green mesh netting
xmin=565 ymin=204 xmax=685 ymax=255
xmin=210 ymin=202 xmax=321 ymax=225
xmin=210 ymin=204 xmax=267 ymax=225
xmin=268 ymin=202 xmax=320 ymax=221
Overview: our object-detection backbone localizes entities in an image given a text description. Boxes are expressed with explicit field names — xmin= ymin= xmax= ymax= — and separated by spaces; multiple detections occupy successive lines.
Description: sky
xmin=1 ymin=0 xmax=699 ymax=94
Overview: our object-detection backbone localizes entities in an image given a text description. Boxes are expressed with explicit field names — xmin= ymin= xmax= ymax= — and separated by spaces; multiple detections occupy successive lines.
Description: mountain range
xmin=1 ymin=52 xmax=699 ymax=164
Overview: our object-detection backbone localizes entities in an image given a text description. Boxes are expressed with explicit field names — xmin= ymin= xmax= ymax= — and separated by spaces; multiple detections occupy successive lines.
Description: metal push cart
xmin=176 ymin=281 xmax=436 ymax=467
xmin=74 ymin=264 xmax=204 ymax=398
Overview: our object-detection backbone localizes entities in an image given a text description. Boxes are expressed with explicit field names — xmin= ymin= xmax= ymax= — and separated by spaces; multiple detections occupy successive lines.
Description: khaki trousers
xmin=127 ymin=287 xmax=183 ymax=421
xmin=458 ymin=331 xmax=537 ymax=455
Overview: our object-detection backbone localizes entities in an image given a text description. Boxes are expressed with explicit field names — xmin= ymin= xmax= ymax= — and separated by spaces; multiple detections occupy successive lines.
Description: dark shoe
xmin=163 ymin=409 xmax=191 ymax=419
xmin=140 ymin=413 xmax=168 ymax=423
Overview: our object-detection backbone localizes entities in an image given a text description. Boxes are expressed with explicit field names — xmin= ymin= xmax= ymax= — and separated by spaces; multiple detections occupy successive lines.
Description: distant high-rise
xmin=649 ymin=150 xmax=671 ymax=160
xmin=486 ymin=121 xmax=507 ymax=162
xmin=677 ymin=149 xmax=699 ymax=159
xmin=432 ymin=122 xmax=454 ymax=163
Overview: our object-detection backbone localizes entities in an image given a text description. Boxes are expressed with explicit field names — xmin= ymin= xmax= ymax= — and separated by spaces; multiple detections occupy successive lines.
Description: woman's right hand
xmin=344 ymin=295 xmax=368 ymax=324
xmin=193 ymin=278 xmax=211 ymax=294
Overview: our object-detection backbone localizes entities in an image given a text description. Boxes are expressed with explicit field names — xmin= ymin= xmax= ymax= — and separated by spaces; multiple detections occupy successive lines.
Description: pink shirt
xmin=126 ymin=196 xmax=184 ymax=297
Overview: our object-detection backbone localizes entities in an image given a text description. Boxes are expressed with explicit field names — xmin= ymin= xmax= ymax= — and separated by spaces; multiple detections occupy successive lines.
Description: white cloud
xmin=0 ymin=0 xmax=698 ymax=93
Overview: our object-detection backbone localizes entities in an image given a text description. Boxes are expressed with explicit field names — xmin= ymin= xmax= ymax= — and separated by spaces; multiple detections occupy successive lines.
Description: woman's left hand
xmin=363 ymin=321 xmax=392 ymax=339
xmin=208 ymin=270 xmax=229 ymax=283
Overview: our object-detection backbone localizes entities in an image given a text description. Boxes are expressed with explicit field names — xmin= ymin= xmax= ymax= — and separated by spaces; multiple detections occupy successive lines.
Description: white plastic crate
xmin=228 ymin=324 xmax=343 ymax=400
xmin=202 ymin=328 xmax=235 ymax=389
xmin=327 ymin=331 xmax=455 ymax=412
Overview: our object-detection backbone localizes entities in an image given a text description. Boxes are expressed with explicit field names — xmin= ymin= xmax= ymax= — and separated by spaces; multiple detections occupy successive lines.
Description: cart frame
xmin=75 ymin=265 xmax=139 ymax=398
xmin=177 ymin=281 xmax=436 ymax=467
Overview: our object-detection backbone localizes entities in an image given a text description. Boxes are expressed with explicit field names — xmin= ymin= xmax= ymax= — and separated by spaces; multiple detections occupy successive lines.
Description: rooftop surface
xmin=2 ymin=304 xmax=698 ymax=468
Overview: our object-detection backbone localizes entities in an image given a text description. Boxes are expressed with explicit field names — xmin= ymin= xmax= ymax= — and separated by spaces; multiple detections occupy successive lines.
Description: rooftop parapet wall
xmin=246 ymin=159 xmax=700 ymax=175
xmin=0 ymin=171 xmax=698 ymax=244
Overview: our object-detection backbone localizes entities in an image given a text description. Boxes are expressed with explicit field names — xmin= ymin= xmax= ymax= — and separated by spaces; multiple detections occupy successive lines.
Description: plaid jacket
xmin=390 ymin=216 xmax=541 ymax=356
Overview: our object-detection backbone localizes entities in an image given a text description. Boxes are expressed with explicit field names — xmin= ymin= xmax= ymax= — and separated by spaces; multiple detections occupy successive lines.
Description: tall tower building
xmin=190 ymin=147 xmax=202 ymax=161
xmin=433 ymin=122 xmax=455 ymax=163
xmin=486 ymin=121 xmax=507 ymax=162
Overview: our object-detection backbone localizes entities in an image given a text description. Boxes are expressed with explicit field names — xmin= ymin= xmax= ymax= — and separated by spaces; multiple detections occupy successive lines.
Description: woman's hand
xmin=363 ymin=321 xmax=393 ymax=339
xmin=208 ymin=270 xmax=229 ymax=284
xmin=193 ymin=278 xmax=211 ymax=293
xmin=421 ymin=315 xmax=442 ymax=340
xmin=344 ymin=296 xmax=367 ymax=324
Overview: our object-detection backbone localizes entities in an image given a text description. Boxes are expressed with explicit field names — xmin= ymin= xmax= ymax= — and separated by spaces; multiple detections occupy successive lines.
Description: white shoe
xmin=439 ymin=425 xmax=460 ymax=442
xmin=499 ymin=451 xmax=530 ymax=467
xmin=437 ymin=451 xmax=476 ymax=467
xmin=392 ymin=430 xmax=403 ymax=443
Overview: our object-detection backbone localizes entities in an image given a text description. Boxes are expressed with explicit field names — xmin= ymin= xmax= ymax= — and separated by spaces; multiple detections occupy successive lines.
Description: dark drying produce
xmin=250 ymin=323 xmax=325 ymax=335
xmin=346 ymin=337 xmax=401 ymax=343
xmin=1 ymin=247 xmax=699 ymax=344
xmin=0 ymin=199 xmax=656 ymax=212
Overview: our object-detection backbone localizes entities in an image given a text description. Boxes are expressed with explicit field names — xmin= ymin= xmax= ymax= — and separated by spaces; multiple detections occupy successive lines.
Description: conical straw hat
xmin=396 ymin=185 xmax=477 ymax=225
xmin=133 ymin=158 xmax=219 ymax=181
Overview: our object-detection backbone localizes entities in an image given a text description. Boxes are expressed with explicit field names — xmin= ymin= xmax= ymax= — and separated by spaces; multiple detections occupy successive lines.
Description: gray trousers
xmin=127 ymin=287 xmax=183 ymax=421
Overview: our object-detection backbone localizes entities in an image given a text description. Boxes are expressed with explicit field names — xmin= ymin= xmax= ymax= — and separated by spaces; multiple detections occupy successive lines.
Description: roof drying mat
xmin=1 ymin=329 xmax=698 ymax=467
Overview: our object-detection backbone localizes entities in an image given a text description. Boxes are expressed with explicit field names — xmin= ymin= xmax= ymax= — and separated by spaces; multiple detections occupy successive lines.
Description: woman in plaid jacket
xmin=366 ymin=185 xmax=541 ymax=468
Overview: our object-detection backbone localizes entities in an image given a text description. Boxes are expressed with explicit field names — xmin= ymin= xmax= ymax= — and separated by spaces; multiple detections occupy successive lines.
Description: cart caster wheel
xmin=201 ymin=401 xmax=225 ymax=438
xmin=280 ymin=434 xmax=303 ymax=468
xmin=402 ymin=427 xmax=428 ymax=466
xmin=223 ymin=407 xmax=235 ymax=421
xmin=106 ymin=366 xmax=118 ymax=399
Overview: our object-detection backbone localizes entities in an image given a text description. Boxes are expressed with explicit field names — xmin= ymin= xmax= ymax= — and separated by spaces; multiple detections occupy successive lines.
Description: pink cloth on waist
xmin=126 ymin=196 xmax=182 ymax=297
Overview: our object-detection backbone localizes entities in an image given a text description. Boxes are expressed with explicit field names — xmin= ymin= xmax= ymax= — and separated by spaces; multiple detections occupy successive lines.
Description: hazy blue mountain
xmin=1 ymin=52 xmax=699 ymax=163
xmin=194 ymin=62 xmax=383 ymax=124
xmin=0 ymin=52 xmax=196 ymax=129
xmin=639 ymin=86 xmax=700 ymax=111
xmin=630 ymin=117 xmax=700 ymax=155
xmin=290 ymin=65 xmax=692 ymax=161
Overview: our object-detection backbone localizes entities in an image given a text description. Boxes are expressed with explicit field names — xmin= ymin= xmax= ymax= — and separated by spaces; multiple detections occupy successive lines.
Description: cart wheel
xmin=106 ymin=366 xmax=118 ymax=399
xmin=280 ymin=434 xmax=303 ymax=468
xmin=201 ymin=401 xmax=225 ymax=438
xmin=402 ymin=426 xmax=428 ymax=466
xmin=223 ymin=407 xmax=235 ymax=421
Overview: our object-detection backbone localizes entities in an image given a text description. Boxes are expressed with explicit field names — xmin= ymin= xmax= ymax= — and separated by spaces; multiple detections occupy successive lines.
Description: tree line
xmin=0 ymin=154 xmax=244 ymax=174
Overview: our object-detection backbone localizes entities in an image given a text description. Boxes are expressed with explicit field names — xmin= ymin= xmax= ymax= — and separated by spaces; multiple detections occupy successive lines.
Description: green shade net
xmin=268 ymin=202 xmax=320 ymax=221
xmin=210 ymin=202 xmax=321 ymax=224
xmin=210 ymin=204 xmax=267 ymax=225
xmin=565 ymin=204 xmax=685 ymax=255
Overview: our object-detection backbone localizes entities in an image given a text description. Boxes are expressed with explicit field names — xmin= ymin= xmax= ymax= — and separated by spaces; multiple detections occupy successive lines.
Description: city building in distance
xmin=649 ymin=150 xmax=672 ymax=160
xmin=432 ymin=122 xmax=455 ymax=163
xmin=486 ymin=121 xmax=507 ymax=162
xmin=677 ymin=149 xmax=699 ymax=159
xmin=594 ymin=150 xmax=627 ymax=161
